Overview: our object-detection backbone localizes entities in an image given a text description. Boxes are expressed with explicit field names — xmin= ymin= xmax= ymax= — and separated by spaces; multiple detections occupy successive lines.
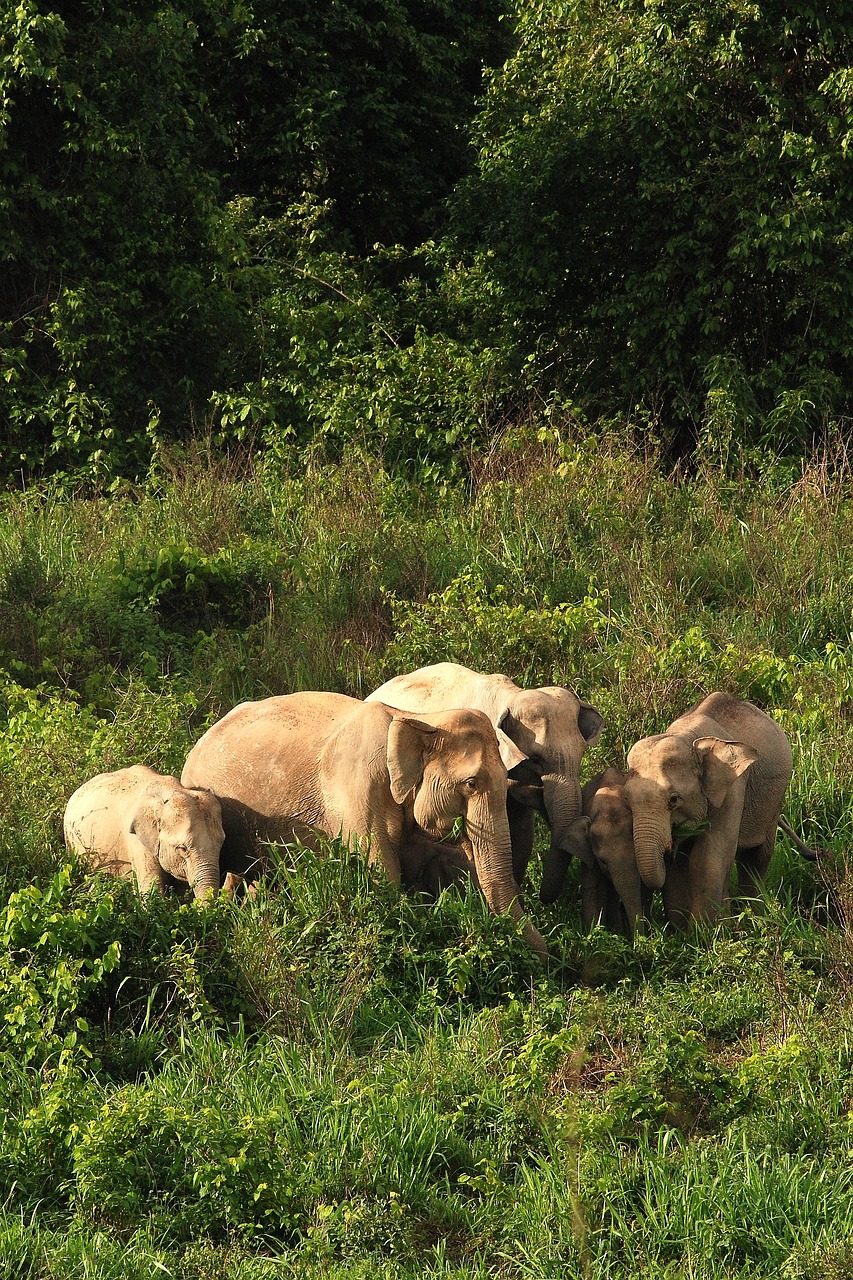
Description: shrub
xmin=381 ymin=570 xmax=614 ymax=688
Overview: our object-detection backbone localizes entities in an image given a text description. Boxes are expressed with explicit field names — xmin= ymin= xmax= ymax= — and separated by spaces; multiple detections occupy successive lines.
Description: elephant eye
xmin=464 ymin=777 xmax=479 ymax=793
xmin=668 ymin=794 xmax=680 ymax=810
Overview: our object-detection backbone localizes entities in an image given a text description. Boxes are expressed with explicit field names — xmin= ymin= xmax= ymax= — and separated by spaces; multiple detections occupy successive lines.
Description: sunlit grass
xmin=1 ymin=439 xmax=853 ymax=1275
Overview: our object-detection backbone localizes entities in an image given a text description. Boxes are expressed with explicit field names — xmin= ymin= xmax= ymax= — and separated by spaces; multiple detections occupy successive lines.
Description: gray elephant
xmin=181 ymin=691 xmax=548 ymax=959
xmin=541 ymin=771 xmax=819 ymax=938
xmin=64 ymin=765 xmax=225 ymax=898
xmin=540 ymin=767 xmax=651 ymax=936
xmin=623 ymin=692 xmax=794 ymax=926
xmin=367 ymin=662 xmax=603 ymax=885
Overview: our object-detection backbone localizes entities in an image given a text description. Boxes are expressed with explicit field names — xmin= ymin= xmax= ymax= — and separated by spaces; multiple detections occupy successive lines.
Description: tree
xmin=457 ymin=0 xmax=853 ymax=446
xmin=0 ymin=0 xmax=243 ymax=473
xmin=208 ymin=0 xmax=512 ymax=249
xmin=0 ymin=0 xmax=512 ymax=476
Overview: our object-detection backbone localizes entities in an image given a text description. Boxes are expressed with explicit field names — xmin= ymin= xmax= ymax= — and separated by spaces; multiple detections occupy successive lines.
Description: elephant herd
xmin=63 ymin=662 xmax=815 ymax=960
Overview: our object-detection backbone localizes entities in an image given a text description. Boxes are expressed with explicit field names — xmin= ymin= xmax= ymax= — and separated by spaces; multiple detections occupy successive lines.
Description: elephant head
xmin=386 ymin=708 xmax=548 ymax=958
xmin=130 ymin=781 xmax=225 ymax=898
xmin=496 ymin=686 xmax=603 ymax=858
xmin=624 ymin=733 xmax=758 ymax=889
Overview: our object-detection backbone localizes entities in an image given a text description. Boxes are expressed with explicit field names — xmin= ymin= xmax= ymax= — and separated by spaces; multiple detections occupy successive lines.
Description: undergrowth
xmin=0 ymin=434 xmax=852 ymax=1277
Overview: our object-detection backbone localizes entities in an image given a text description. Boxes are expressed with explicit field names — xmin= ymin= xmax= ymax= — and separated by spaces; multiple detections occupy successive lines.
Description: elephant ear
xmin=562 ymin=815 xmax=595 ymax=866
xmin=694 ymin=737 xmax=759 ymax=809
xmin=494 ymin=724 xmax=527 ymax=772
xmin=129 ymin=792 xmax=163 ymax=855
xmin=495 ymin=705 xmax=531 ymax=768
xmin=387 ymin=715 xmax=438 ymax=804
xmin=578 ymin=701 xmax=604 ymax=746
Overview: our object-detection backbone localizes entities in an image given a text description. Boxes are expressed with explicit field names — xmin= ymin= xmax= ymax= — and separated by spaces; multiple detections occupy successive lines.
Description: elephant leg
xmin=219 ymin=799 xmax=264 ymax=887
xmin=686 ymin=822 xmax=743 ymax=923
xmin=363 ymin=836 xmax=402 ymax=885
xmin=507 ymin=795 xmax=536 ymax=886
xmin=130 ymin=844 xmax=167 ymax=896
xmin=604 ymin=882 xmax=630 ymax=936
xmin=581 ymin=862 xmax=609 ymax=931
xmin=736 ymin=827 xmax=776 ymax=910
xmin=135 ymin=866 xmax=167 ymax=895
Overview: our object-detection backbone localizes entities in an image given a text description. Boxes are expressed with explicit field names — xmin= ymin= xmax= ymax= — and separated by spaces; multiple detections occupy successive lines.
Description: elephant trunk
xmin=539 ymin=844 xmax=572 ymax=904
xmin=190 ymin=864 xmax=221 ymax=899
xmin=610 ymin=869 xmax=647 ymax=938
xmin=632 ymin=816 xmax=672 ymax=890
xmin=541 ymin=768 xmax=582 ymax=853
xmin=467 ymin=797 xmax=548 ymax=961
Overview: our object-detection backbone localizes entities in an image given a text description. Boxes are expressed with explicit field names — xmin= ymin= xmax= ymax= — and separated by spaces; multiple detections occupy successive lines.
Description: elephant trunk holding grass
xmin=367 ymin=662 xmax=603 ymax=884
xmin=64 ymin=765 xmax=225 ymax=898
xmin=624 ymin=692 xmax=794 ymax=926
xmin=181 ymin=691 xmax=548 ymax=959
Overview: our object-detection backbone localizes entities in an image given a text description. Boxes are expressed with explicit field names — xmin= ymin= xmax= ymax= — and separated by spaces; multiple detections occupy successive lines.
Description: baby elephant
xmin=400 ymin=828 xmax=479 ymax=898
xmin=540 ymin=767 xmax=651 ymax=937
xmin=64 ymin=765 xmax=225 ymax=899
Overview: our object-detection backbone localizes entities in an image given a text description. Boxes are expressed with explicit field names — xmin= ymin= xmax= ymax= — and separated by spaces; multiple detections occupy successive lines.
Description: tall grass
xmin=1 ymin=434 xmax=852 ymax=1276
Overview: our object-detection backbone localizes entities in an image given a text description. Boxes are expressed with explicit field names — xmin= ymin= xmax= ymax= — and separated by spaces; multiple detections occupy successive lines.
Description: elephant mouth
xmin=672 ymin=818 xmax=711 ymax=842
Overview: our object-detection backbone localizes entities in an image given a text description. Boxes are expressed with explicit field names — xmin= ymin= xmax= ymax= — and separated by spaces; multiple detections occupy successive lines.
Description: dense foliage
xmin=0 ymin=0 xmax=233 ymax=469
xmin=0 ymin=440 xmax=851 ymax=1275
xmin=462 ymin=0 xmax=853 ymax=446
xmin=3 ymin=1 xmax=853 ymax=476
xmin=0 ymin=0 xmax=509 ymax=475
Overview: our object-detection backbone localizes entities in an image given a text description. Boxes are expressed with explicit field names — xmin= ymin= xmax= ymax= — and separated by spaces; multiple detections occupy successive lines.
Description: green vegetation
xmin=3 ymin=1 xmax=853 ymax=476
xmin=3 ymin=0 xmax=853 ymax=1271
xmin=0 ymin=438 xmax=851 ymax=1277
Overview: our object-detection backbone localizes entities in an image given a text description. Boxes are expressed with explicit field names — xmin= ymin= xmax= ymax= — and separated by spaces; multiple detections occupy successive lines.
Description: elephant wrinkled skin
xmin=624 ymin=692 xmax=794 ymax=926
xmin=181 ymin=691 xmax=547 ymax=959
xmin=367 ymin=662 xmax=603 ymax=885
xmin=64 ymin=765 xmax=225 ymax=899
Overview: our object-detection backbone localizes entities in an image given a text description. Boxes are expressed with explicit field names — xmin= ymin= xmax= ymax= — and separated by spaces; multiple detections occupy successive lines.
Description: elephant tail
xmin=778 ymin=816 xmax=822 ymax=862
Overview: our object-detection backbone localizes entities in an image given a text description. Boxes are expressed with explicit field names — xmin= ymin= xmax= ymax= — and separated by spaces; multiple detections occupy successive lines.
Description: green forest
xmin=4 ymin=0 xmax=853 ymax=476
xmin=2 ymin=2 xmax=853 ymax=1277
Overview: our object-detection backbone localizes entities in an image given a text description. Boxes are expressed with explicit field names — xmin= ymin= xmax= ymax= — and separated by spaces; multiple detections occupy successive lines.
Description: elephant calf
xmin=540 ymin=767 xmax=652 ymax=937
xmin=64 ymin=765 xmax=225 ymax=899
xmin=399 ymin=828 xmax=479 ymax=898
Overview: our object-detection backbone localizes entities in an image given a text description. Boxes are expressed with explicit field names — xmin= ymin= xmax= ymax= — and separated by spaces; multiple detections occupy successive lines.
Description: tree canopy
xmin=1 ymin=0 xmax=852 ymax=476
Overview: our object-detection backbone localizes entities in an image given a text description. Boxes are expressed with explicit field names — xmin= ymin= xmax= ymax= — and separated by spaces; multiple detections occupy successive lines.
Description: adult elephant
xmin=181 ymin=692 xmax=548 ymax=959
xmin=623 ymin=692 xmax=793 ymax=926
xmin=64 ymin=765 xmax=225 ymax=899
xmin=367 ymin=663 xmax=603 ymax=886
xmin=540 ymin=767 xmax=651 ymax=937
